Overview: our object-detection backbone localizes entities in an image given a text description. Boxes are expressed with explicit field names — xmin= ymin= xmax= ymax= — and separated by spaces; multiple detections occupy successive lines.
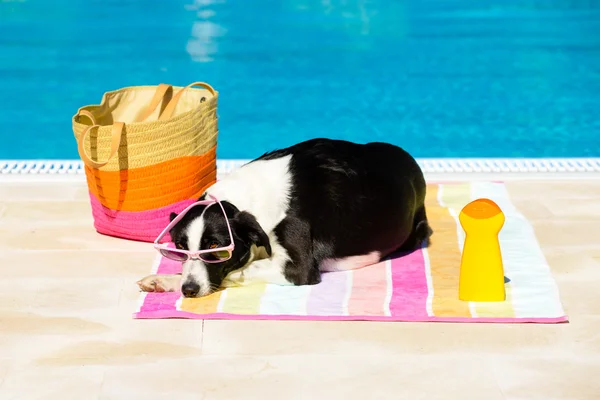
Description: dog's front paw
xmin=136 ymin=274 xmax=181 ymax=293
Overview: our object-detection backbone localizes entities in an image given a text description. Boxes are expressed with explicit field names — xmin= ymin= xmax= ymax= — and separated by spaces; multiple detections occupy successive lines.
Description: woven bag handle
xmin=77 ymin=122 xmax=124 ymax=169
xmin=158 ymin=82 xmax=216 ymax=121
xmin=74 ymin=83 xmax=169 ymax=168
xmin=136 ymin=83 xmax=174 ymax=122
xmin=78 ymin=109 xmax=98 ymax=125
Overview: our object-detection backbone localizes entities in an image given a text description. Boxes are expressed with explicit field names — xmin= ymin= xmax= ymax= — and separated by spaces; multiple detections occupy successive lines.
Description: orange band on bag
xmin=84 ymin=147 xmax=217 ymax=212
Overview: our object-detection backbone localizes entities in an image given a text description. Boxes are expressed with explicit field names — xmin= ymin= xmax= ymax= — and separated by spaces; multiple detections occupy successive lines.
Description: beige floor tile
xmin=0 ymin=280 xmax=37 ymax=311
xmin=99 ymin=355 xmax=504 ymax=400
xmin=490 ymin=354 xmax=600 ymax=400
xmin=559 ymin=281 xmax=600 ymax=317
xmin=540 ymin=249 xmax=600 ymax=316
xmin=508 ymin=180 xmax=600 ymax=223
xmin=0 ymin=202 xmax=92 ymax=234
xmin=543 ymin=197 xmax=600 ymax=220
xmin=102 ymin=318 xmax=202 ymax=346
xmin=202 ymin=318 xmax=592 ymax=357
xmin=0 ymin=361 xmax=9 ymax=390
xmin=0 ymin=313 xmax=110 ymax=369
xmin=0 ymin=225 xmax=149 ymax=252
xmin=529 ymin=220 xmax=600 ymax=249
xmin=0 ymin=315 xmax=202 ymax=369
xmin=0 ymin=182 xmax=85 ymax=202
xmin=0 ymin=199 xmax=91 ymax=223
xmin=509 ymin=198 xmax=554 ymax=220
xmin=0 ymin=277 xmax=123 ymax=313
xmin=0 ymin=365 xmax=105 ymax=400
xmin=0 ymin=310 xmax=112 ymax=336
xmin=0 ymin=334 xmax=102 ymax=368
xmin=0 ymin=250 xmax=154 ymax=279
xmin=506 ymin=180 xmax=600 ymax=200
xmin=542 ymin=247 xmax=600 ymax=278
xmin=34 ymin=339 xmax=203 ymax=367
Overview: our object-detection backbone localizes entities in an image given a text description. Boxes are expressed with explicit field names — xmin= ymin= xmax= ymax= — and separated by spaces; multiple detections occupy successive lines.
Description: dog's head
xmin=168 ymin=198 xmax=271 ymax=298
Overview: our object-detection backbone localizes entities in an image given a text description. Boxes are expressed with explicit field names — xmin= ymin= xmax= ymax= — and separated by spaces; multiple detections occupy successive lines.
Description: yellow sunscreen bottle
xmin=458 ymin=198 xmax=506 ymax=302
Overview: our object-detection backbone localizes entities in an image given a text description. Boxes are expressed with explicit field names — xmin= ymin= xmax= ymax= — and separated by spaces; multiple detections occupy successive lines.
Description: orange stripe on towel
xmin=84 ymin=146 xmax=217 ymax=212
xmin=425 ymin=184 xmax=472 ymax=318
xmin=180 ymin=290 xmax=223 ymax=314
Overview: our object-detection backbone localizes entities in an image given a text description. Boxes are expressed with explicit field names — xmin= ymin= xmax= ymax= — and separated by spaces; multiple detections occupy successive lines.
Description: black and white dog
xmin=137 ymin=138 xmax=432 ymax=297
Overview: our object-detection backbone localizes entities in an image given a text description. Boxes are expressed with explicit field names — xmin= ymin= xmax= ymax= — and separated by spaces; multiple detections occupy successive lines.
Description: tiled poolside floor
xmin=0 ymin=179 xmax=599 ymax=399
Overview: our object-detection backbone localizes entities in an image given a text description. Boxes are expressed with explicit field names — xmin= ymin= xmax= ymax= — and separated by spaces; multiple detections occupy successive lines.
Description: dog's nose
xmin=181 ymin=282 xmax=201 ymax=298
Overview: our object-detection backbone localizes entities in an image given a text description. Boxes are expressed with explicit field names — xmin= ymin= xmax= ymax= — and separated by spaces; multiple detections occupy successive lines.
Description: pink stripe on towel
xmin=388 ymin=249 xmax=430 ymax=319
xmin=138 ymin=251 xmax=182 ymax=315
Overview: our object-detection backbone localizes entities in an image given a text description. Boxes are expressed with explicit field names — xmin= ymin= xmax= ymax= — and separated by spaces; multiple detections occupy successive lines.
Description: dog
xmin=137 ymin=138 xmax=432 ymax=297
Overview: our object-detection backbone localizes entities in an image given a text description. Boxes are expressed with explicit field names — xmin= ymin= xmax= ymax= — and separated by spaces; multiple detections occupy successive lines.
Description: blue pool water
xmin=1 ymin=0 xmax=599 ymax=160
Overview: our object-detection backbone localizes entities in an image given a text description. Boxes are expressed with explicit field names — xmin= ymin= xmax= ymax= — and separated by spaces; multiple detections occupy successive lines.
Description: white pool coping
xmin=1 ymin=158 xmax=600 ymax=182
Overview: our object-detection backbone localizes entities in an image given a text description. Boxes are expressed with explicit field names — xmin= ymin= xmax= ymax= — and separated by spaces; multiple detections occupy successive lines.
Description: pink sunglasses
xmin=153 ymin=194 xmax=235 ymax=263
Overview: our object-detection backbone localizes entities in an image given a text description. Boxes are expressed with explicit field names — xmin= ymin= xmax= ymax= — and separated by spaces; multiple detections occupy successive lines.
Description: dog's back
xmin=256 ymin=138 xmax=431 ymax=262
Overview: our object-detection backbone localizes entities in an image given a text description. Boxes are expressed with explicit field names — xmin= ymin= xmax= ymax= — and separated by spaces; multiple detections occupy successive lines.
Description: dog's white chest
xmin=207 ymin=155 xmax=292 ymax=233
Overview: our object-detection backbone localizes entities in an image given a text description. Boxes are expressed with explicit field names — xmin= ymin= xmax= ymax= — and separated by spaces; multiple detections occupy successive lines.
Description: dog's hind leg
xmin=225 ymin=216 xmax=322 ymax=287
xmin=137 ymin=274 xmax=182 ymax=293
xmin=397 ymin=207 xmax=433 ymax=252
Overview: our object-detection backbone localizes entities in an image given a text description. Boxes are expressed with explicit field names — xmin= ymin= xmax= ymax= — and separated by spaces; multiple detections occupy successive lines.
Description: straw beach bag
xmin=72 ymin=82 xmax=218 ymax=243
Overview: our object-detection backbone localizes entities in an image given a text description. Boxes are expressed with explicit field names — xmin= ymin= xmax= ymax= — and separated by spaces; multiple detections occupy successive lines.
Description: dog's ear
xmin=232 ymin=211 xmax=272 ymax=256
xmin=169 ymin=212 xmax=178 ymax=222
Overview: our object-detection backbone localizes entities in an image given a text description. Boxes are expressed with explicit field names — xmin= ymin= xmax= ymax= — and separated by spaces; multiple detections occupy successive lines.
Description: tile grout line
xmin=486 ymin=357 xmax=508 ymax=400
xmin=200 ymin=319 xmax=205 ymax=353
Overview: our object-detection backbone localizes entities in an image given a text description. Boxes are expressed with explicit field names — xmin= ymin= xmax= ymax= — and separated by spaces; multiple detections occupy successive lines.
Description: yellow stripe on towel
xmin=221 ymin=282 xmax=268 ymax=314
xmin=473 ymin=284 xmax=515 ymax=318
xmin=425 ymin=183 xmax=471 ymax=317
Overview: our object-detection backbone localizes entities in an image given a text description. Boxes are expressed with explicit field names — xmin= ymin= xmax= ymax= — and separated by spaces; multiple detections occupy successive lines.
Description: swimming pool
xmin=1 ymin=0 xmax=599 ymax=161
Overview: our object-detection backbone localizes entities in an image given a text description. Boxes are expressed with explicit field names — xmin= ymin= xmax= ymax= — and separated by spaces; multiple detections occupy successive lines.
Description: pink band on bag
xmin=88 ymin=192 xmax=197 ymax=243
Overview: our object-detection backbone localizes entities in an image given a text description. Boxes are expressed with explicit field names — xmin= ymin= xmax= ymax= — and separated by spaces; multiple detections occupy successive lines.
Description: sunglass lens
xmin=160 ymin=249 xmax=188 ymax=262
xmin=201 ymin=250 xmax=231 ymax=262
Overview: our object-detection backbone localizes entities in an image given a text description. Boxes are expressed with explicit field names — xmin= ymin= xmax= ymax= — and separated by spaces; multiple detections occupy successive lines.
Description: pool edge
xmin=2 ymin=158 xmax=600 ymax=182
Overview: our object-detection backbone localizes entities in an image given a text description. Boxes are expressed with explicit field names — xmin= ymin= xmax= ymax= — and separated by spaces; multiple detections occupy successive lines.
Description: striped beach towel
xmin=134 ymin=181 xmax=568 ymax=323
